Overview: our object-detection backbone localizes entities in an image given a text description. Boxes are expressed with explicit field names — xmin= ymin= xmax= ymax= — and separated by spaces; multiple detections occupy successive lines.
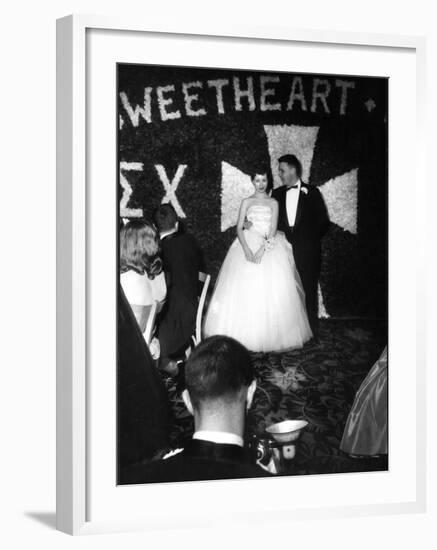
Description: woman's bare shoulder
xmin=241 ymin=196 xmax=254 ymax=207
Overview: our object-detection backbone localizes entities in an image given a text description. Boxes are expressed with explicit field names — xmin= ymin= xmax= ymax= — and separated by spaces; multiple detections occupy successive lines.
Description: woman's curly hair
xmin=120 ymin=219 xmax=163 ymax=279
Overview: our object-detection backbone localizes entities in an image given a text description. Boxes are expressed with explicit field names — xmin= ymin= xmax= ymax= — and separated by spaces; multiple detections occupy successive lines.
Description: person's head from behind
xmin=154 ymin=203 xmax=179 ymax=234
xmin=120 ymin=219 xmax=163 ymax=279
xmin=182 ymin=336 xmax=257 ymax=431
xmin=278 ymin=154 xmax=302 ymax=187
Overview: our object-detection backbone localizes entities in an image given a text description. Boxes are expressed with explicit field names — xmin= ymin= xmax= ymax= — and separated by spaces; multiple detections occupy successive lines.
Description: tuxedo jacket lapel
xmin=275 ymin=185 xmax=303 ymax=238
xmin=294 ymin=190 xmax=305 ymax=229
xmin=276 ymin=186 xmax=288 ymax=229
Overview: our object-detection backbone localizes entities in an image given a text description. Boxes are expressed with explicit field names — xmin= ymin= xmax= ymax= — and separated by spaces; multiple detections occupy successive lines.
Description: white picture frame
xmin=56 ymin=14 xmax=427 ymax=535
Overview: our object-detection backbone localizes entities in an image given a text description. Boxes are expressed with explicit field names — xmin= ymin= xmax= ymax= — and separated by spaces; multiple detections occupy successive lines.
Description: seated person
xmin=120 ymin=219 xmax=166 ymax=334
xmin=154 ymin=204 xmax=202 ymax=373
xmin=120 ymin=335 xmax=269 ymax=484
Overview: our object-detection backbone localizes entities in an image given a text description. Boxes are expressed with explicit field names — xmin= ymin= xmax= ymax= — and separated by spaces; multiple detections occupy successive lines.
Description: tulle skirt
xmin=203 ymin=229 xmax=312 ymax=352
xmin=340 ymin=347 xmax=388 ymax=456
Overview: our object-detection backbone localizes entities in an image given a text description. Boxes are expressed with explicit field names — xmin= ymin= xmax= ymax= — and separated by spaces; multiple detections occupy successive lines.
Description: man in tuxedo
xmin=272 ymin=154 xmax=330 ymax=337
xmin=154 ymin=204 xmax=202 ymax=374
xmin=120 ymin=335 xmax=269 ymax=483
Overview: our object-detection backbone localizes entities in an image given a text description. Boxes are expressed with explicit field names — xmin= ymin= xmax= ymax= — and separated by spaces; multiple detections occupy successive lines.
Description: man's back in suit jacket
xmin=158 ymin=231 xmax=202 ymax=358
xmin=119 ymin=439 xmax=269 ymax=484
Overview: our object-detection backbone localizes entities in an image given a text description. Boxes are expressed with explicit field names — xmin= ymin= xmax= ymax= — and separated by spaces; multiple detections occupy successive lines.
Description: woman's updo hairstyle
xmin=249 ymin=164 xmax=273 ymax=193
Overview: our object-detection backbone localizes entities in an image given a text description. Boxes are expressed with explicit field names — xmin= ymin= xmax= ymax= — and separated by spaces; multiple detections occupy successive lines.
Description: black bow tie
xmin=286 ymin=185 xmax=299 ymax=190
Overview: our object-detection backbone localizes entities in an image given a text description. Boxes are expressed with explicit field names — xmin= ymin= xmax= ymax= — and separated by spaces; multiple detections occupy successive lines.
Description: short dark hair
xmin=154 ymin=203 xmax=179 ymax=232
xmin=185 ymin=336 xmax=255 ymax=409
xmin=278 ymin=154 xmax=303 ymax=179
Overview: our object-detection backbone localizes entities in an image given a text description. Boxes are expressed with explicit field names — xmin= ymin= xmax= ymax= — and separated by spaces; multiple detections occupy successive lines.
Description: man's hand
xmin=243 ymin=219 xmax=253 ymax=231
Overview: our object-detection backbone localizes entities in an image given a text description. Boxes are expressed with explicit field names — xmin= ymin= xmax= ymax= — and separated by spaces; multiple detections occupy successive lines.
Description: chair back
xmin=143 ymin=300 xmax=159 ymax=347
xmin=193 ymin=272 xmax=211 ymax=346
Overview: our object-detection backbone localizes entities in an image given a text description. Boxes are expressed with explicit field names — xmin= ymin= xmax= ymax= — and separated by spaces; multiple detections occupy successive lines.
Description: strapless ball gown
xmin=203 ymin=204 xmax=312 ymax=352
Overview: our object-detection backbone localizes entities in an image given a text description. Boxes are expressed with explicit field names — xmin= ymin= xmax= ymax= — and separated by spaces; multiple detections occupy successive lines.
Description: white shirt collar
xmin=193 ymin=430 xmax=244 ymax=448
xmin=287 ymin=179 xmax=301 ymax=191
xmin=160 ymin=226 xmax=178 ymax=240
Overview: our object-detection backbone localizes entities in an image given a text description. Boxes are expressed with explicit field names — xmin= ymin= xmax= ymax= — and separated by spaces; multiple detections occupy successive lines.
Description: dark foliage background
xmin=118 ymin=64 xmax=388 ymax=319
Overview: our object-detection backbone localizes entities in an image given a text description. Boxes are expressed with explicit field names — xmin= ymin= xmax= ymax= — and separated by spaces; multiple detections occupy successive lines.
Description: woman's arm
xmin=268 ymin=199 xmax=279 ymax=239
xmin=253 ymin=200 xmax=278 ymax=263
xmin=236 ymin=199 xmax=254 ymax=262
xmin=150 ymin=271 xmax=167 ymax=304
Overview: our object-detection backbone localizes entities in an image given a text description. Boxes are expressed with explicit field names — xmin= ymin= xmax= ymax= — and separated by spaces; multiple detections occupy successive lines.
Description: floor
xmin=164 ymin=319 xmax=388 ymax=476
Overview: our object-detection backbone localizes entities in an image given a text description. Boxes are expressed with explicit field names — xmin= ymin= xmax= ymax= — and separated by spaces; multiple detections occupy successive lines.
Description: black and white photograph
xmin=117 ymin=63 xmax=388 ymax=484
xmin=2 ymin=0 xmax=434 ymax=542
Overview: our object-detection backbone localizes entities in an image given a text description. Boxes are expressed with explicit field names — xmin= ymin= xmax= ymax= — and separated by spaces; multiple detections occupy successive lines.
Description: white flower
xmin=264 ymin=237 xmax=276 ymax=251
xmin=301 ymin=186 xmax=309 ymax=195
xmin=148 ymin=336 xmax=161 ymax=360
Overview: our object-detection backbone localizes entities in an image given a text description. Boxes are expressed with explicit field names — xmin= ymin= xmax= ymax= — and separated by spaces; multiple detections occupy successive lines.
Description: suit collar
xmin=285 ymin=179 xmax=302 ymax=192
xmin=183 ymin=439 xmax=249 ymax=463
xmin=275 ymin=182 xmax=308 ymax=193
xmin=193 ymin=430 xmax=244 ymax=447
xmin=160 ymin=229 xmax=179 ymax=242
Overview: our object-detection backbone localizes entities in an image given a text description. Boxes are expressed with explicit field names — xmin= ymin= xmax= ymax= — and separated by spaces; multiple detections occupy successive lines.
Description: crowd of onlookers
xmin=120 ymin=203 xmax=202 ymax=375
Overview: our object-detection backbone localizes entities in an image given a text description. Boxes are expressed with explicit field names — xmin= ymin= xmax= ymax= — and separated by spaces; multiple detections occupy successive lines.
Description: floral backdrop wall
xmin=118 ymin=64 xmax=388 ymax=319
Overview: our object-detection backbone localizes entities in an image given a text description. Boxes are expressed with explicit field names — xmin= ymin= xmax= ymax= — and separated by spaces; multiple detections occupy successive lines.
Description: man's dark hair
xmin=185 ymin=336 xmax=255 ymax=409
xmin=278 ymin=154 xmax=303 ymax=179
xmin=154 ymin=203 xmax=179 ymax=232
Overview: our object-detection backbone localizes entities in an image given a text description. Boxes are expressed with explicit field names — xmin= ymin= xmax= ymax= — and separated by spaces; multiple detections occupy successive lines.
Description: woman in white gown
xmin=203 ymin=170 xmax=312 ymax=352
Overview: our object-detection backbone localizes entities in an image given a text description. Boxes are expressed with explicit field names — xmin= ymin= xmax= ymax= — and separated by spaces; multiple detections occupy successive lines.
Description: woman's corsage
xmin=264 ymin=237 xmax=276 ymax=251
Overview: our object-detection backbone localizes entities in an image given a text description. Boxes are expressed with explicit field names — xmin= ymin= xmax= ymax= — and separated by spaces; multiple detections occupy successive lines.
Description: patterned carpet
xmin=164 ymin=319 xmax=388 ymax=476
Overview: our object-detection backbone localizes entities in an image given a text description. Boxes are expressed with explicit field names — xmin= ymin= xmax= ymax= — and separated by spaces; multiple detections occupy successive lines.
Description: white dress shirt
xmin=285 ymin=179 xmax=302 ymax=227
xmin=160 ymin=226 xmax=178 ymax=240
xmin=193 ymin=430 xmax=244 ymax=447
xmin=162 ymin=431 xmax=244 ymax=460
